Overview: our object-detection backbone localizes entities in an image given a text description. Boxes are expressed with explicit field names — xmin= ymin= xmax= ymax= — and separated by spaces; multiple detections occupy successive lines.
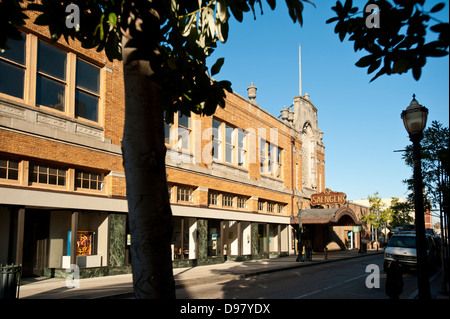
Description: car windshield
xmin=388 ymin=236 xmax=416 ymax=248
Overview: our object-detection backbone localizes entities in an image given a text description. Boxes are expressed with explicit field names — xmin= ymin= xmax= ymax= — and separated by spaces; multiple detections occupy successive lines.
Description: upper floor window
xmin=0 ymin=158 xmax=19 ymax=181
xmin=75 ymin=170 xmax=104 ymax=191
xmin=212 ymin=118 xmax=248 ymax=168
xmin=36 ymin=41 xmax=67 ymax=111
xmin=30 ymin=163 xmax=67 ymax=186
xmin=165 ymin=112 xmax=192 ymax=152
xmin=0 ymin=36 xmax=26 ymax=99
xmin=222 ymin=194 xmax=234 ymax=207
xmin=260 ymin=139 xmax=282 ymax=177
xmin=177 ymin=187 xmax=193 ymax=202
xmin=212 ymin=119 xmax=222 ymax=160
xmin=76 ymin=59 xmax=100 ymax=122
xmin=225 ymin=125 xmax=235 ymax=164
xmin=237 ymin=129 xmax=246 ymax=167
xmin=178 ymin=113 xmax=191 ymax=151
xmin=237 ymin=196 xmax=247 ymax=209
xmin=209 ymin=192 xmax=219 ymax=206
xmin=0 ymin=34 xmax=103 ymax=124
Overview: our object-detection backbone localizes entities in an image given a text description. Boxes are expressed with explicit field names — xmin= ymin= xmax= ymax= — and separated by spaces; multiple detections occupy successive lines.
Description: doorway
xmin=22 ymin=210 xmax=50 ymax=276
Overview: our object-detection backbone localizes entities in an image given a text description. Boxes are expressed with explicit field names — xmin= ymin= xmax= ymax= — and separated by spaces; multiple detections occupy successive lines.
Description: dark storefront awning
xmin=297 ymin=207 xmax=361 ymax=226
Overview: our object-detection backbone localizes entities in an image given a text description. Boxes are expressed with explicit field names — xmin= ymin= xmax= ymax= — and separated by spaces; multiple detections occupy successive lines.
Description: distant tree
xmin=389 ymin=197 xmax=414 ymax=228
xmin=402 ymin=121 xmax=449 ymax=214
xmin=362 ymin=192 xmax=392 ymax=242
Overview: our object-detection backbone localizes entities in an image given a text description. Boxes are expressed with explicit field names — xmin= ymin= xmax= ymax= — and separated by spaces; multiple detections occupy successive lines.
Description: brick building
xmin=1 ymin=21 xmax=363 ymax=279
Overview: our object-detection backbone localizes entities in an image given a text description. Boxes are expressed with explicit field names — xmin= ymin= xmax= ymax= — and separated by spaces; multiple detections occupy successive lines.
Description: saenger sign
xmin=311 ymin=188 xmax=347 ymax=206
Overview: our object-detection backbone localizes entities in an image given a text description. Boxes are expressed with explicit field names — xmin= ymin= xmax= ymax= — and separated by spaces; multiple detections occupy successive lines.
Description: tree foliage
xmin=389 ymin=197 xmax=414 ymax=227
xmin=362 ymin=192 xmax=392 ymax=229
xmin=327 ymin=0 xmax=449 ymax=81
xmin=402 ymin=121 xmax=449 ymax=211
xmin=0 ymin=0 xmax=316 ymax=124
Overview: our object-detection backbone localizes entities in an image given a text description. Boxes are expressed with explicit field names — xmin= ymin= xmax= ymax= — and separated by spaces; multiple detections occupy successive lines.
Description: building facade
xmin=1 ymin=21 xmax=364 ymax=279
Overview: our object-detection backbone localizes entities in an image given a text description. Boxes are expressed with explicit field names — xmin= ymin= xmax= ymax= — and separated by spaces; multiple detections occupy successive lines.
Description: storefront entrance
xmin=22 ymin=210 xmax=50 ymax=277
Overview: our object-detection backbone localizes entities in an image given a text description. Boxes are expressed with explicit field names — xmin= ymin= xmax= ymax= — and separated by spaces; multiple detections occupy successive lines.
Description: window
xmin=237 ymin=197 xmax=247 ymax=209
xmin=258 ymin=201 xmax=264 ymax=211
xmin=277 ymin=204 xmax=285 ymax=214
xmin=222 ymin=194 xmax=234 ymax=207
xmin=1 ymin=34 xmax=104 ymax=124
xmin=212 ymin=119 xmax=222 ymax=160
xmin=260 ymin=139 xmax=266 ymax=173
xmin=268 ymin=144 xmax=274 ymax=174
xmin=36 ymin=41 xmax=67 ymax=111
xmin=267 ymin=202 xmax=275 ymax=213
xmin=30 ymin=163 xmax=67 ymax=186
xmin=209 ymin=192 xmax=218 ymax=206
xmin=177 ymin=187 xmax=193 ymax=202
xmin=168 ymin=185 xmax=172 ymax=200
xmin=0 ymin=35 xmax=26 ymax=99
xmin=225 ymin=125 xmax=234 ymax=163
xmin=164 ymin=121 xmax=171 ymax=144
xmin=0 ymin=158 xmax=19 ymax=180
xmin=75 ymin=170 xmax=104 ymax=191
xmin=237 ymin=130 xmax=246 ymax=167
xmin=177 ymin=113 xmax=191 ymax=151
xmin=75 ymin=59 xmax=100 ymax=121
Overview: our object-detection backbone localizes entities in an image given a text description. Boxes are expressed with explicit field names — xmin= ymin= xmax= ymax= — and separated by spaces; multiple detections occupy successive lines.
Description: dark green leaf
xmin=355 ymin=54 xmax=376 ymax=67
xmin=266 ymin=0 xmax=276 ymax=10
xmin=211 ymin=57 xmax=225 ymax=76
xmin=367 ymin=59 xmax=381 ymax=74
xmin=34 ymin=13 xmax=51 ymax=26
xmin=412 ymin=66 xmax=421 ymax=80
xmin=326 ymin=17 xmax=339 ymax=24
xmin=430 ymin=2 xmax=445 ymax=13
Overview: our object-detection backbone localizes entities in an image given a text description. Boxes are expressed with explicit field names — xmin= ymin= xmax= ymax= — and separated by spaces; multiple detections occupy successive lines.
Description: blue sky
xmin=208 ymin=0 xmax=449 ymax=201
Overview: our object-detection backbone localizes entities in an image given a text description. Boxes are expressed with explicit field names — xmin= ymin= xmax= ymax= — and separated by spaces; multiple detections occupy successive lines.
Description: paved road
xmin=176 ymin=254 xmax=419 ymax=299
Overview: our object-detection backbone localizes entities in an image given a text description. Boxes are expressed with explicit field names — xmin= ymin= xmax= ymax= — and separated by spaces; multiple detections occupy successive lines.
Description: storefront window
xmin=257 ymin=223 xmax=267 ymax=253
xmin=208 ymin=219 xmax=221 ymax=257
xmin=77 ymin=231 xmax=95 ymax=255
xmin=171 ymin=217 xmax=190 ymax=260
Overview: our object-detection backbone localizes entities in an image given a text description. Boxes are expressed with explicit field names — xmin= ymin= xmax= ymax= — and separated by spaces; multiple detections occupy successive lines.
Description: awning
xmin=292 ymin=207 xmax=361 ymax=226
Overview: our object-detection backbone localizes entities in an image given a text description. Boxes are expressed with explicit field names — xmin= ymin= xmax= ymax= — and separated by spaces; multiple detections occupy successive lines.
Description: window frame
xmin=0 ymin=33 xmax=104 ymax=126
xmin=177 ymin=186 xmax=194 ymax=202
xmin=29 ymin=162 xmax=67 ymax=188
xmin=222 ymin=193 xmax=234 ymax=208
xmin=0 ymin=34 xmax=27 ymax=101
xmin=75 ymin=170 xmax=105 ymax=192
xmin=0 ymin=158 xmax=20 ymax=182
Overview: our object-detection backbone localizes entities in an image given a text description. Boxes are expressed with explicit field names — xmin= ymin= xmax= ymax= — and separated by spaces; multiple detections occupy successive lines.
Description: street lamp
xmin=296 ymin=200 xmax=304 ymax=262
xmin=401 ymin=94 xmax=431 ymax=299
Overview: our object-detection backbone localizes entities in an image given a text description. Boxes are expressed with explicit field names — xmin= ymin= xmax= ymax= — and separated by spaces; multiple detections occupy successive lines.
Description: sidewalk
xmin=18 ymin=249 xmax=383 ymax=299
xmin=17 ymin=249 xmax=448 ymax=299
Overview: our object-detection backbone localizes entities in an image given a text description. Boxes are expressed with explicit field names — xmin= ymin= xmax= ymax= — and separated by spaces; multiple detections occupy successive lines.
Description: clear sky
xmin=208 ymin=0 xmax=449 ymax=201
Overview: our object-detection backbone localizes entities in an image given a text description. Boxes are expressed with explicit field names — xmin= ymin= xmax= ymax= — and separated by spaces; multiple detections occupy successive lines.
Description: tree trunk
xmin=121 ymin=22 xmax=175 ymax=298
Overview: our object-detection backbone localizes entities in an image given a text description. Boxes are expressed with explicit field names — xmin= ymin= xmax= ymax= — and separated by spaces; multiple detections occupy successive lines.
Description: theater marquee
xmin=311 ymin=188 xmax=347 ymax=206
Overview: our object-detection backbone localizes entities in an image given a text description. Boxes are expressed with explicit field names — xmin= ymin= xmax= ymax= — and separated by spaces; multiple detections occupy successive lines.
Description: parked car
xmin=383 ymin=232 xmax=437 ymax=272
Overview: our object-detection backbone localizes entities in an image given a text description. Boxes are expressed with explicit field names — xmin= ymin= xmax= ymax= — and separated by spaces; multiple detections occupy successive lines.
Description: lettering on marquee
xmin=311 ymin=188 xmax=347 ymax=206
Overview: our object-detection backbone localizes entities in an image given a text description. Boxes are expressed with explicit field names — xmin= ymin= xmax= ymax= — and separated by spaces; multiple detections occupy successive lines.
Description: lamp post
xmin=401 ymin=94 xmax=431 ymax=299
xmin=296 ymin=200 xmax=304 ymax=262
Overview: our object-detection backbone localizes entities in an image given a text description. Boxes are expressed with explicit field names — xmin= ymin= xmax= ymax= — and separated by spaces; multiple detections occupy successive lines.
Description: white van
xmin=383 ymin=232 xmax=437 ymax=272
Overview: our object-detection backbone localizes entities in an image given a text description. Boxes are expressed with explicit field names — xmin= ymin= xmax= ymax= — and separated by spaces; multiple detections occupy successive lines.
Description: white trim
xmin=0 ymin=187 xmax=128 ymax=212
xmin=0 ymin=187 xmax=291 ymax=225
xmin=171 ymin=205 xmax=291 ymax=224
